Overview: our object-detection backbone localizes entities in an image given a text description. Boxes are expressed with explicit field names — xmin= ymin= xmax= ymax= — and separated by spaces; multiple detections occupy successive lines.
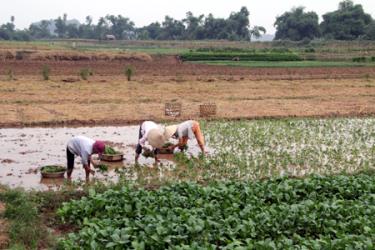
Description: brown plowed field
xmin=0 ymin=55 xmax=374 ymax=127
xmin=1 ymin=55 xmax=375 ymax=79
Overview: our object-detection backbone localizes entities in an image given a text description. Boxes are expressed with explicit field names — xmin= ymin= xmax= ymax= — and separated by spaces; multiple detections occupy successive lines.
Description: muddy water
xmin=0 ymin=126 xmax=204 ymax=190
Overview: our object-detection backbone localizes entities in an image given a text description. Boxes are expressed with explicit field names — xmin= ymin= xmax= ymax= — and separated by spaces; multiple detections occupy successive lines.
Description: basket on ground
xmin=100 ymin=153 xmax=124 ymax=162
xmin=200 ymin=103 xmax=217 ymax=117
xmin=40 ymin=165 xmax=66 ymax=178
xmin=165 ymin=102 xmax=182 ymax=117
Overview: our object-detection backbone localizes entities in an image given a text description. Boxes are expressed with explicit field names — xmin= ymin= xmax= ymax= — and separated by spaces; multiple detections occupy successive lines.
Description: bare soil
xmin=0 ymin=55 xmax=375 ymax=128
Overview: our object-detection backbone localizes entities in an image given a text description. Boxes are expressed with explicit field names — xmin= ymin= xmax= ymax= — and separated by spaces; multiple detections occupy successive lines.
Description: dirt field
xmin=0 ymin=55 xmax=375 ymax=127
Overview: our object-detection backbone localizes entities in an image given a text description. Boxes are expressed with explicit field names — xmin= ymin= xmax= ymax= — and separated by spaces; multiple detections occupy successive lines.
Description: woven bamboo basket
xmin=165 ymin=102 xmax=182 ymax=117
xmin=100 ymin=153 xmax=124 ymax=162
xmin=199 ymin=103 xmax=217 ymax=117
xmin=40 ymin=166 xmax=66 ymax=178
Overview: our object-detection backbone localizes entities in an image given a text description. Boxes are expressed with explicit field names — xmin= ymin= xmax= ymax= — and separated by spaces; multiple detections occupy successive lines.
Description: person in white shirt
xmin=66 ymin=135 xmax=106 ymax=180
xmin=135 ymin=121 xmax=166 ymax=164
xmin=164 ymin=120 xmax=206 ymax=155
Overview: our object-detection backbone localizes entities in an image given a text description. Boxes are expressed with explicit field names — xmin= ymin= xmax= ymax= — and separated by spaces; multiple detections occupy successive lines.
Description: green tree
xmin=228 ymin=7 xmax=251 ymax=40
xmin=274 ymin=7 xmax=320 ymax=41
xmin=183 ymin=12 xmax=205 ymax=39
xmin=159 ymin=16 xmax=185 ymax=40
xmin=94 ymin=17 xmax=109 ymax=40
xmin=105 ymin=15 xmax=135 ymax=39
xmin=250 ymin=26 xmax=266 ymax=41
xmin=29 ymin=20 xmax=52 ymax=39
xmin=320 ymin=0 xmax=372 ymax=40
xmin=138 ymin=22 xmax=162 ymax=39
xmin=365 ymin=21 xmax=375 ymax=40
xmin=54 ymin=14 xmax=67 ymax=38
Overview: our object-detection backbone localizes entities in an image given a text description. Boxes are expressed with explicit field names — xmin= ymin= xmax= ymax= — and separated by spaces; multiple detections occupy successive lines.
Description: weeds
xmin=6 ymin=69 xmax=14 ymax=81
xmin=42 ymin=65 xmax=50 ymax=81
xmin=0 ymin=188 xmax=49 ymax=249
xmin=124 ymin=66 xmax=134 ymax=81
xmin=79 ymin=68 xmax=93 ymax=80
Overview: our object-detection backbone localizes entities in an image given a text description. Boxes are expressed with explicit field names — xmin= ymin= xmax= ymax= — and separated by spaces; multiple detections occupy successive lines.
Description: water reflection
xmin=0 ymin=126 xmax=207 ymax=190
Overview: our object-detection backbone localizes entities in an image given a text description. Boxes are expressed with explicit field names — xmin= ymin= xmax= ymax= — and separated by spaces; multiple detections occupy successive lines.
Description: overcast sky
xmin=1 ymin=0 xmax=375 ymax=34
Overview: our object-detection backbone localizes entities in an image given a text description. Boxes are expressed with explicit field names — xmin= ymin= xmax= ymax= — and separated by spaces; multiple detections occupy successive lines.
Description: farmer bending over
xmin=164 ymin=120 xmax=206 ymax=155
xmin=66 ymin=135 xmax=105 ymax=180
xmin=135 ymin=121 xmax=165 ymax=164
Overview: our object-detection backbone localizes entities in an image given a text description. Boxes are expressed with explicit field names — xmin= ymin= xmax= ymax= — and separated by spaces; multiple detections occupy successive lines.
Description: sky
xmin=1 ymin=0 xmax=375 ymax=34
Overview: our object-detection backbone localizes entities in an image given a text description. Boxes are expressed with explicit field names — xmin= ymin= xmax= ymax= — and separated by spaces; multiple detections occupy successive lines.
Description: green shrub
xmin=124 ymin=66 xmax=134 ymax=81
xmin=304 ymin=47 xmax=315 ymax=53
xmin=371 ymin=56 xmax=375 ymax=62
xmin=180 ymin=52 xmax=302 ymax=62
xmin=42 ymin=65 xmax=50 ymax=80
xmin=352 ymin=57 xmax=367 ymax=62
xmin=79 ymin=68 xmax=93 ymax=80
xmin=0 ymin=189 xmax=46 ymax=248
xmin=7 ymin=69 xmax=14 ymax=81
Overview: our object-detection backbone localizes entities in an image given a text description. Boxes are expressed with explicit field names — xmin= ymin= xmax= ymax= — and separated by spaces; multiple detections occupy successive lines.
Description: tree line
xmin=1 ymin=0 xmax=374 ymax=42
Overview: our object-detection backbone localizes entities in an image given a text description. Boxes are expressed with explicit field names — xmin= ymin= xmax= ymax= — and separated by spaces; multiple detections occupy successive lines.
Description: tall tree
xmin=159 ymin=16 xmax=185 ymax=40
xmin=183 ymin=12 xmax=205 ymax=39
xmin=365 ymin=21 xmax=375 ymax=40
xmin=250 ymin=26 xmax=266 ymax=41
xmin=55 ymin=14 xmax=67 ymax=38
xmin=274 ymin=7 xmax=320 ymax=41
xmin=320 ymin=0 xmax=372 ymax=40
xmin=105 ymin=15 xmax=135 ymax=39
xmin=228 ymin=7 xmax=251 ymax=40
xmin=29 ymin=20 xmax=52 ymax=39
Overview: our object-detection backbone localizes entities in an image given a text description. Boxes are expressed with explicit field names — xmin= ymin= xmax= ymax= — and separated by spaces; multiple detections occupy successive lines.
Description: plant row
xmin=180 ymin=52 xmax=302 ymax=62
xmin=58 ymin=173 xmax=375 ymax=249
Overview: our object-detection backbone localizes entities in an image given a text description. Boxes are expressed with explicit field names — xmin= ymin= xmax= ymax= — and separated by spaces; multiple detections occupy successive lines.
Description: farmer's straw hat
xmin=164 ymin=125 xmax=178 ymax=139
xmin=147 ymin=128 xmax=165 ymax=148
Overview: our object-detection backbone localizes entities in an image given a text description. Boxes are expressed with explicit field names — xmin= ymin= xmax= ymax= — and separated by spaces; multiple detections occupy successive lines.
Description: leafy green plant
xmin=104 ymin=146 xmax=117 ymax=155
xmin=79 ymin=68 xmax=93 ymax=80
xmin=42 ymin=65 xmax=50 ymax=80
xmin=41 ymin=165 xmax=66 ymax=173
xmin=95 ymin=164 xmax=109 ymax=172
xmin=57 ymin=173 xmax=375 ymax=249
xmin=124 ymin=66 xmax=134 ymax=81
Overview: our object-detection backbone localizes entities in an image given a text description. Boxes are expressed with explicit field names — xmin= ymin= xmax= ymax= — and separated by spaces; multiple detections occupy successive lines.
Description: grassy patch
xmin=0 ymin=188 xmax=51 ymax=249
xmin=190 ymin=60 xmax=375 ymax=68
xmin=181 ymin=52 xmax=302 ymax=61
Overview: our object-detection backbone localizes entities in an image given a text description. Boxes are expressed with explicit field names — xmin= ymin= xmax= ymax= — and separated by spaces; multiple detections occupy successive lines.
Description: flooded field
xmin=0 ymin=125 xmax=204 ymax=190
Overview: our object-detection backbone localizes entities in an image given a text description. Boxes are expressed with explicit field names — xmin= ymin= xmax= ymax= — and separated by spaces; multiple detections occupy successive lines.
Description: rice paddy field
xmin=0 ymin=39 xmax=375 ymax=249
xmin=55 ymin=117 xmax=375 ymax=249
xmin=97 ymin=118 xmax=375 ymax=185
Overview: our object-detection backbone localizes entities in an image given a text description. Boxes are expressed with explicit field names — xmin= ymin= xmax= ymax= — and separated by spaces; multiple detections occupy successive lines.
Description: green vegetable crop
xmin=41 ymin=165 xmax=66 ymax=173
xmin=58 ymin=173 xmax=375 ymax=249
xmin=104 ymin=146 xmax=117 ymax=155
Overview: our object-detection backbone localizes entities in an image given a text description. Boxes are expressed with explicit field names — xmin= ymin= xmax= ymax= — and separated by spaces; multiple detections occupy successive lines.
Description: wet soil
xmin=0 ymin=125 xmax=203 ymax=190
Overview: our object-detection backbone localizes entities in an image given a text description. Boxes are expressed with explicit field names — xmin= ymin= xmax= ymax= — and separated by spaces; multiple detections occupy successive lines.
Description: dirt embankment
xmin=0 ymin=53 xmax=374 ymax=80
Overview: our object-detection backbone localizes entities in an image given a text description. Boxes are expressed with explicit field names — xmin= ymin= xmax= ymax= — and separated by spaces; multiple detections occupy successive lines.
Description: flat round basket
xmin=40 ymin=166 xmax=66 ymax=178
xmin=100 ymin=154 xmax=124 ymax=162
xmin=158 ymin=148 xmax=174 ymax=154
